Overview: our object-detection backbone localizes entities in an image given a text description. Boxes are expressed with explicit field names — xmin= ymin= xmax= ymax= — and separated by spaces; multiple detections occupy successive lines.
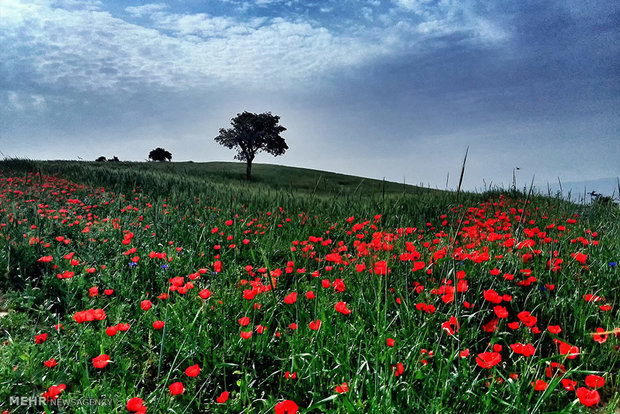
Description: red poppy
xmin=141 ymin=300 xmax=152 ymax=311
xmin=561 ymin=378 xmax=577 ymax=391
xmin=547 ymin=325 xmax=561 ymax=334
xmin=517 ymin=311 xmax=537 ymax=327
xmin=493 ymin=306 xmax=508 ymax=319
xmin=216 ymin=391 xmax=230 ymax=403
xmin=584 ymin=374 xmax=605 ymax=389
xmin=532 ymin=379 xmax=547 ymax=390
xmin=309 ymin=319 xmax=321 ymax=330
xmin=106 ymin=326 xmax=118 ymax=336
xmin=117 ymin=323 xmax=130 ymax=331
xmin=35 ymin=333 xmax=48 ymax=344
xmin=507 ymin=321 xmax=520 ymax=329
xmin=240 ymin=330 xmax=253 ymax=339
xmin=153 ymin=320 xmax=165 ymax=330
xmin=592 ymin=327 xmax=608 ymax=344
xmin=387 ymin=338 xmax=395 ymax=347
xmin=239 ymin=316 xmax=250 ymax=326
xmin=92 ymin=354 xmax=111 ymax=369
xmin=373 ymin=261 xmax=390 ymax=275
xmin=475 ymin=352 xmax=501 ymax=369
xmin=274 ymin=400 xmax=298 ymax=414
xmin=335 ymin=301 xmax=352 ymax=315
xmin=44 ymin=358 xmax=58 ymax=368
xmin=576 ymin=387 xmax=600 ymax=406
xmin=557 ymin=341 xmax=579 ymax=359
xmin=185 ymin=364 xmax=200 ymax=377
xmin=482 ymin=318 xmax=499 ymax=333
xmin=335 ymin=382 xmax=349 ymax=393
xmin=169 ymin=382 xmax=184 ymax=395
xmin=42 ymin=384 xmax=66 ymax=401
xmin=284 ymin=292 xmax=297 ymax=304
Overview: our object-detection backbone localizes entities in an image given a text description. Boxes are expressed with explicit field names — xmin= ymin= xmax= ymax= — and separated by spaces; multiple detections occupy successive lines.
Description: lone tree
xmin=95 ymin=156 xmax=106 ymax=162
xmin=215 ymin=111 xmax=287 ymax=180
xmin=149 ymin=147 xmax=172 ymax=162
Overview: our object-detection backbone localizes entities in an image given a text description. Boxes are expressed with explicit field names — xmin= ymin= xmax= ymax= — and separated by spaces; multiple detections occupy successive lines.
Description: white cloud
xmin=391 ymin=0 xmax=508 ymax=44
xmin=125 ymin=3 xmax=168 ymax=17
xmin=0 ymin=0 xmax=509 ymax=97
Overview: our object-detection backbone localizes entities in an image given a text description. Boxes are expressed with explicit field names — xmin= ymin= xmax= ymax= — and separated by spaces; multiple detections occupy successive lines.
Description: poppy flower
xmin=117 ymin=323 xmax=130 ymax=331
xmin=240 ymin=330 xmax=252 ymax=339
xmin=335 ymin=382 xmax=349 ymax=393
xmin=584 ymin=375 xmax=605 ymax=389
xmin=335 ymin=301 xmax=352 ymax=315
xmin=42 ymin=384 xmax=66 ymax=401
xmin=561 ymin=378 xmax=577 ymax=391
xmin=460 ymin=349 xmax=470 ymax=358
xmin=35 ymin=333 xmax=48 ymax=344
xmin=92 ymin=354 xmax=111 ymax=369
xmin=141 ymin=300 xmax=152 ymax=311
xmin=274 ymin=400 xmax=298 ymax=414
xmin=576 ymin=387 xmax=600 ymax=406
xmin=387 ymin=338 xmax=395 ymax=347
xmin=153 ymin=320 xmax=165 ymax=330
xmin=493 ymin=306 xmax=508 ymax=319
xmin=127 ymin=396 xmax=147 ymax=412
xmin=547 ymin=325 xmax=561 ymax=334
xmin=284 ymin=292 xmax=297 ymax=304
xmin=557 ymin=341 xmax=579 ymax=359
xmin=44 ymin=358 xmax=58 ymax=368
xmin=475 ymin=352 xmax=501 ymax=369
xmin=309 ymin=319 xmax=321 ymax=330
xmin=517 ymin=311 xmax=537 ymax=327
xmin=306 ymin=291 xmax=315 ymax=299
xmin=185 ymin=364 xmax=200 ymax=377
xmin=507 ymin=321 xmax=520 ymax=330
xmin=532 ymin=379 xmax=548 ymax=391
xmin=216 ymin=391 xmax=230 ymax=403
xmin=593 ymin=328 xmax=608 ymax=344
xmin=106 ymin=326 xmax=118 ymax=336
xmin=238 ymin=316 xmax=250 ymax=326
xmin=169 ymin=382 xmax=184 ymax=395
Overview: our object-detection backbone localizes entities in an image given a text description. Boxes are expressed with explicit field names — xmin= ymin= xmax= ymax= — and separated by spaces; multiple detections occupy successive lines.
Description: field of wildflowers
xmin=0 ymin=160 xmax=617 ymax=413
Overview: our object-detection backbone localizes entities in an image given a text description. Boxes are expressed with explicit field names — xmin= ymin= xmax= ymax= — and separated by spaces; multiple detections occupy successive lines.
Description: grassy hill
xmin=0 ymin=158 xmax=618 ymax=413
xmin=12 ymin=159 xmax=437 ymax=196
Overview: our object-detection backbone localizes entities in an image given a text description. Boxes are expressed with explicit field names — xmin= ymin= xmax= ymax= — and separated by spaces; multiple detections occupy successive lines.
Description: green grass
xmin=0 ymin=160 xmax=618 ymax=414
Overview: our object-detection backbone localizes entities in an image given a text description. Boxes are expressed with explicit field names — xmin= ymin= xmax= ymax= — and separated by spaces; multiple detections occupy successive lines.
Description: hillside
xmin=0 ymin=159 xmax=618 ymax=413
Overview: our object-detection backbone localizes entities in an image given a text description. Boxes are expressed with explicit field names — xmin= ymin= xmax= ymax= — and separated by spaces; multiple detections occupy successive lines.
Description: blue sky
xmin=1 ymin=0 xmax=618 ymax=194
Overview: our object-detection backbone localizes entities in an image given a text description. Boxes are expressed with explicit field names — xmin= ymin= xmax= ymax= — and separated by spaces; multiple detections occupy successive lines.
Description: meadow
xmin=0 ymin=159 xmax=618 ymax=413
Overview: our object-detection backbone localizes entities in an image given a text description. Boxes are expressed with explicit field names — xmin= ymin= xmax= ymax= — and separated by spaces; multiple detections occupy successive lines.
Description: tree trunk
xmin=246 ymin=159 xmax=252 ymax=181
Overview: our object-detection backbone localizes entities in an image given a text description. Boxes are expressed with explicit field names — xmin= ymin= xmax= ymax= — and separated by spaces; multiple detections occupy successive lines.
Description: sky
xmin=1 ymin=0 xmax=619 ymax=194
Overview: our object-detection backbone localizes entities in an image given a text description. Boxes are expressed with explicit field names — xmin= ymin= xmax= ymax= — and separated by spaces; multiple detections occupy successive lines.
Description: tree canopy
xmin=214 ymin=111 xmax=287 ymax=180
xmin=148 ymin=147 xmax=172 ymax=162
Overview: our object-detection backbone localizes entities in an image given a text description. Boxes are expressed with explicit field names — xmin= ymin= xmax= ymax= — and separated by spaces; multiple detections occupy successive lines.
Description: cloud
xmin=0 ymin=0 xmax=511 ymax=98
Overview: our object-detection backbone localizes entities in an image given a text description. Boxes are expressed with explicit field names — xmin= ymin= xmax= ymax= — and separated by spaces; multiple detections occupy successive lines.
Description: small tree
xmin=149 ymin=147 xmax=172 ymax=162
xmin=214 ymin=111 xmax=287 ymax=180
xmin=95 ymin=156 xmax=107 ymax=162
